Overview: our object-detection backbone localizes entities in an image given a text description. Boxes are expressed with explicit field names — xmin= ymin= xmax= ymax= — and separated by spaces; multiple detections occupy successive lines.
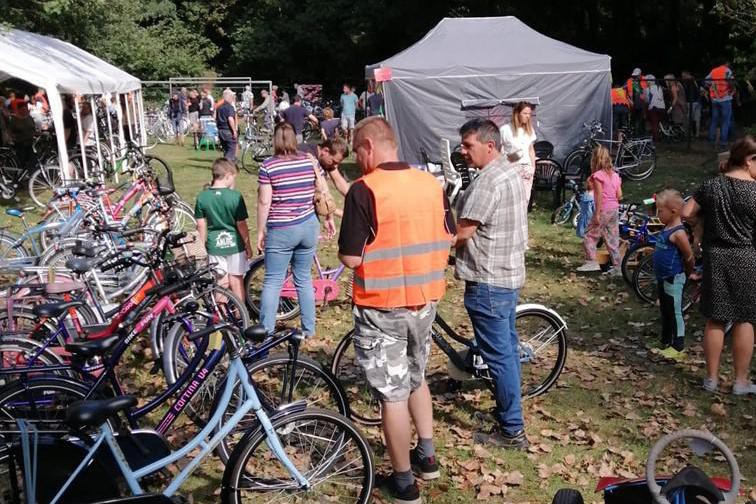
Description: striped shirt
xmin=259 ymin=154 xmax=321 ymax=227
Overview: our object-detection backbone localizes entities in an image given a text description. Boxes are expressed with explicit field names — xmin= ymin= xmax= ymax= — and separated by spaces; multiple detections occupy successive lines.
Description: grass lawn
xmin=2 ymin=140 xmax=753 ymax=502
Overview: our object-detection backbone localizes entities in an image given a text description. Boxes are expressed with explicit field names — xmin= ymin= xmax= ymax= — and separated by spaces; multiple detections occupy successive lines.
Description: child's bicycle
xmin=631 ymin=255 xmax=700 ymax=312
xmin=551 ymin=429 xmax=742 ymax=504
xmin=2 ymin=321 xmax=375 ymax=504
xmin=551 ymin=180 xmax=584 ymax=228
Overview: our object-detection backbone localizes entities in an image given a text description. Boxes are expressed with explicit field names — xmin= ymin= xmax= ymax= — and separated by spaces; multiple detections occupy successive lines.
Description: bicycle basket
xmin=171 ymin=230 xmax=208 ymax=268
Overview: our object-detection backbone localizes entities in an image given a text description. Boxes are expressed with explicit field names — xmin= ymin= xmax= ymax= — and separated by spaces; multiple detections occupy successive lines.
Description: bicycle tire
xmin=211 ymin=354 xmax=350 ymax=464
xmin=0 ymin=337 xmax=72 ymax=387
xmin=551 ymin=202 xmax=574 ymax=225
xmin=621 ymin=143 xmax=656 ymax=181
xmin=621 ymin=243 xmax=654 ymax=284
xmin=244 ymin=259 xmax=301 ymax=321
xmin=28 ymin=165 xmax=62 ymax=208
xmin=0 ymin=231 xmax=28 ymax=260
xmin=332 ymin=307 xmax=568 ymax=426
xmin=632 ymin=254 xmax=657 ymax=305
xmin=221 ymin=408 xmax=375 ymax=504
xmin=240 ymin=145 xmax=258 ymax=174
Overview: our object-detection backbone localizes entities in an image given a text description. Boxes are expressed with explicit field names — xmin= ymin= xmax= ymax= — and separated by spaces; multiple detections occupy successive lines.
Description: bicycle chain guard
xmin=280 ymin=278 xmax=341 ymax=303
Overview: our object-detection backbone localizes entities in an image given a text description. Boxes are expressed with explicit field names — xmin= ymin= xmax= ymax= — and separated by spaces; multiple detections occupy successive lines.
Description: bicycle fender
xmin=516 ymin=303 xmax=568 ymax=331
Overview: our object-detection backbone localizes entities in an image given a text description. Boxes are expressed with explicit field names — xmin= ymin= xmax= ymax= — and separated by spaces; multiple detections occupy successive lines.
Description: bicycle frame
xmin=43 ymin=353 xmax=308 ymax=503
xmin=280 ymin=255 xmax=347 ymax=302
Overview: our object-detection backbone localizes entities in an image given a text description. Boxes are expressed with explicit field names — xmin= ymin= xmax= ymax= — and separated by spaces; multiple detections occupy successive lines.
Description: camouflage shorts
xmin=352 ymin=302 xmax=437 ymax=402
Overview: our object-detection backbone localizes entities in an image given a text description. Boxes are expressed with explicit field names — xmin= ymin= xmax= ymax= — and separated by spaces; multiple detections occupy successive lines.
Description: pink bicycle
xmin=244 ymin=253 xmax=350 ymax=321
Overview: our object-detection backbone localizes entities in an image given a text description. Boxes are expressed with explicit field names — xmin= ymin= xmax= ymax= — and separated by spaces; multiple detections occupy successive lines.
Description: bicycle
xmin=631 ymin=253 xmax=699 ymax=313
xmin=331 ymin=303 xmax=568 ymax=425
xmin=551 ymin=179 xmax=584 ymax=228
xmin=239 ymin=118 xmax=273 ymax=174
xmin=244 ymin=252 xmax=350 ymax=321
xmin=2 ymin=321 xmax=375 ymax=504
xmin=562 ymin=121 xmax=657 ymax=182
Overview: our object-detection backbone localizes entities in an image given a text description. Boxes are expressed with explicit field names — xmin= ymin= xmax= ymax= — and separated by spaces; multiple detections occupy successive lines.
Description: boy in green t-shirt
xmin=195 ymin=158 xmax=253 ymax=301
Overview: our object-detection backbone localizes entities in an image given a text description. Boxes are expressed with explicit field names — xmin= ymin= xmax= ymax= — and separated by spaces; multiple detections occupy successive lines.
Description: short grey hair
xmin=223 ymin=89 xmax=235 ymax=102
xmin=459 ymin=119 xmax=501 ymax=151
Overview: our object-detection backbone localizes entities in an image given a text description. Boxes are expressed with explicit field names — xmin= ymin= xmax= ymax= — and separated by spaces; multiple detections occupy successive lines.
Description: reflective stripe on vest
xmin=353 ymin=167 xmax=450 ymax=309
xmin=709 ymin=65 xmax=731 ymax=100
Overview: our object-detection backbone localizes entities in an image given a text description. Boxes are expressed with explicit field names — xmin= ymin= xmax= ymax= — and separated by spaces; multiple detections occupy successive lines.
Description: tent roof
xmin=0 ymin=28 xmax=141 ymax=94
xmin=366 ymin=16 xmax=610 ymax=79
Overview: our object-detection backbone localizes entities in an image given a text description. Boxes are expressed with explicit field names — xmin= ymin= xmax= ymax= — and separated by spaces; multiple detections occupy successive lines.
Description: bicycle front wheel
xmin=632 ymin=254 xmax=657 ymax=305
xmin=240 ymin=145 xmax=259 ymax=174
xmin=28 ymin=165 xmax=62 ymax=208
xmin=622 ymin=143 xmax=656 ymax=181
xmin=551 ymin=202 xmax=574 ymax=226
xmin=517 ymin=307 xmax=568 ymax=399
xmin=330 ymin=330 xmax=381 ymax=426
xmin=221 ymin=408 xmax=374 ymax=504
xmin=212 ymin=354 xmax=350 ymax=464
xmin=621 ymin=243 xmax=655 ymax=284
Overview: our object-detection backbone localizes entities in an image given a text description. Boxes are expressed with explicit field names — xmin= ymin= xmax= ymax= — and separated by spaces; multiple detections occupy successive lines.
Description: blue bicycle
xmin=4 ymin=321 xmax=375 ymax=504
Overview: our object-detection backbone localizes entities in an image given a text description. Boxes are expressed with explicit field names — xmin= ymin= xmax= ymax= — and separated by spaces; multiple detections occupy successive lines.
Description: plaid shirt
xmin=454 ymin=155 xmax=527 ymax=289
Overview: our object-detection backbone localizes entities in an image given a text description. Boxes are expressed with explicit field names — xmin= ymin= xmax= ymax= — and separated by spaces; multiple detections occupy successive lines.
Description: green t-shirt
xmin=194 ymin=187 xmax=249 ymax=256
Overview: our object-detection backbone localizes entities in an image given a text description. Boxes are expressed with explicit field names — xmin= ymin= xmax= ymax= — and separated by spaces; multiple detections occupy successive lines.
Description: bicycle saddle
xmin=32 ymin=300 xmax=84 ymax=318
xmin=244 ymin=324 xmax=268 ymax=343
xmin=64 ymin=335 xmax=120 ymax=358
xmin=5 ymin=207 xmax=33 ymax=218
xmin=65 ymin=257 xmax=95 ymax=274
xmin=66 ymin=395 xmax=137 ymax=428
xmin=72 ymin=241 xmax=97 ymax=258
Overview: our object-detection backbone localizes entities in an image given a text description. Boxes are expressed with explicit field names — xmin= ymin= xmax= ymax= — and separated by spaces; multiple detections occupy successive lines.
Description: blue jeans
xmin=463 ymin=282 xmax=524 ymax=436
xmin=260 ymin=215 xmax=319 ymax=336
xmin=709 ymin=100 xmax=732 ymax=144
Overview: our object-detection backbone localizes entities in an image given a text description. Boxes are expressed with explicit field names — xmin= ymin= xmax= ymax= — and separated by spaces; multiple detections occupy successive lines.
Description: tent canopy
xmin=0 ymin=28 xmax=141 ymax=94
xmin=365 ymin=17 xmax=612 ymax=163
xmin=367 ymin=16 xmax=609 ymax=79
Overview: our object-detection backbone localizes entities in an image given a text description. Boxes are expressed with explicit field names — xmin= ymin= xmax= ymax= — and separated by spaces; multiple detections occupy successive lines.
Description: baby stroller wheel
xmin=551 ymin=488 xmax=584 ymax=504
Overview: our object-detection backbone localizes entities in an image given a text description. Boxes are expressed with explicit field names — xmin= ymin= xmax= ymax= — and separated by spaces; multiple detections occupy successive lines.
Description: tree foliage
xmin=0 ymin=0 xmax=752 ymax=86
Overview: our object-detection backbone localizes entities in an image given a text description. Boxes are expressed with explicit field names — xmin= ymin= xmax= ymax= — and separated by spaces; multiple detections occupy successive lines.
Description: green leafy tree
xmin=714 ymin=0 xmax=756 ymax=78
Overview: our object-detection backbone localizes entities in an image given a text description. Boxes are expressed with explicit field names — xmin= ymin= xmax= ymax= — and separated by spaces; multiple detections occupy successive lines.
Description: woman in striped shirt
xmin=257 ymin=122 xmax=336 ymax=336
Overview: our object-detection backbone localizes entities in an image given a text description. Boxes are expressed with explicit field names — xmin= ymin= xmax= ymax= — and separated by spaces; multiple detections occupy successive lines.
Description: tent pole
xmin=47 ymin=90 xmax=70 ymax=185
xmin=74 ymin=97 xmax=87 ymax=180
xmin=124 ymin=93 xmax=135 ymax=147
xmin=90 ymin=96 xmax=104 ymax=183
xmin=128 ymin=92 xmax=138 ymax=145
xmin=117 ymin=94 xmax=126 ymax=148
xmin=136 ymin=89 xmax=147 ymax=146
xmin=105 ymin=94 xmax=118 ymax=183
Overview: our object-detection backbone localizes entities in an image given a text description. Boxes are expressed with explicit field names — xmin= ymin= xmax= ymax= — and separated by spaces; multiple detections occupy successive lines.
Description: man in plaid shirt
xmin=453 ymin=118 xmax=529 ymax=450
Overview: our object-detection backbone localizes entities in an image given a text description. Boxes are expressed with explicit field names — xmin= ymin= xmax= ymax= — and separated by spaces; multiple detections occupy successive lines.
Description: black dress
xmin=693 ymin=175 xmax=756 ymax=322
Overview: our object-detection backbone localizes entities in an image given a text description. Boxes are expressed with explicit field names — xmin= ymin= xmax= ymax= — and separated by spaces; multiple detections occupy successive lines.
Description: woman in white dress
xmin=500 ymin=102 xmax=537 ymax=206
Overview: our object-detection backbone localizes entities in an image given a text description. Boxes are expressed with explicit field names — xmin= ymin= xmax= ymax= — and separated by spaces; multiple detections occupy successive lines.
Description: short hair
xmin=354 ymin=116 xmax=396 ymax=149
xmin=323 ymin=107 xmax=334 ymax=120
xmin=320 ymin=136 xmax=349 ymax=158
xmin=212 ymin=158 xmax=238 ymax=180
xmin=459 ymin=119 xmax=502 ymax=151
xmin=223 ymin=89 xmax=235 ymax=102
xmin=656 ymin=188 xmax=684 ymax=210
xmin=273 ymin=122 xmax=299 ymax=156
xmin=293 ymin=95 xmax=302 ymax=103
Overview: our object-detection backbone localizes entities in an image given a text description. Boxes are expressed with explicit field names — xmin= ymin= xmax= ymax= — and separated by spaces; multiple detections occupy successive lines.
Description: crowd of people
xmin=611 ymin=58 xmax=743 ymax=147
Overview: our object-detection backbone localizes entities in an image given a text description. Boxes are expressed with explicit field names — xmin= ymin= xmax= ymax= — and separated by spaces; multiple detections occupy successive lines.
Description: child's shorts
xmin=209 ymin=252 xmax=248 ymax=276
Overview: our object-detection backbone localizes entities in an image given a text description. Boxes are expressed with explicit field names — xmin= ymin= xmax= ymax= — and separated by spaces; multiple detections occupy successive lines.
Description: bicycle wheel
xmin=0 ymin=231 xmax=28 ymax=260
xmin=622 ymin=143 xmax=656 ymax=181
xmin=221 ymin=408 xmax=374 ymax=504
xmin=517 ymin=307 xmax=568 ymax=399
xmin=28 ymin=165 xmax=62 ymax=208
xmin=551 ymin=202 xmax=574 ymax=225
xmin=621 ymin=243 xmax=655 ymax=284
xmin=244 ymin=259 xmax=301 ymax=322
xmin=632 ymin=254 xmax=657 ymax=305
xmin=0 ymin=337 xmax=70 ymax=387
xmin=212 ymin=354 xmax=350 ymax=464
xmin=240 ymin=145 xmax=259 ymax=174
xmin=330 ymin=330 xmax=381 ymax=426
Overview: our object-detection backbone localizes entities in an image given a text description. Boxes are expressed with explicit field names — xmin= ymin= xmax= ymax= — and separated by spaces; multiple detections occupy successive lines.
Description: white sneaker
xmin=577 ymin=261 xmax=601 ymax=272
xmin=603 ymin=267 xmax=622 ymax=277
xmin=732 ymin=382 xmax=756 ymax=396
xmin=702 ymin=377 xmax=718 ymax=393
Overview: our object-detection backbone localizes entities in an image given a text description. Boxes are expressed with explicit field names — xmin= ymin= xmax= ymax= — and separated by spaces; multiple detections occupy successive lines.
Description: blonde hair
xmin=323 ymin=107 xmax=334 ymax=120
xmin=511 ymin=102 xmax=534 ymax=137
xmin=591 ymin=145 xmax=613 ymax=173
xmin=354 ymin=116 xmax=397 ymax=149
xmin=211 ymin=158 xmax=238 ymax=181
xmin=656 ymin=188 xmax=684 ymax=210
xmin=273 ymin=122 xmax=299 ymax=156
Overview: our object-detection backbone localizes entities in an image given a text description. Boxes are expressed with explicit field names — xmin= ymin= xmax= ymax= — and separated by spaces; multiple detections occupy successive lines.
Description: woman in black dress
xmin=683 ymin=136 xmax=756 ymax=396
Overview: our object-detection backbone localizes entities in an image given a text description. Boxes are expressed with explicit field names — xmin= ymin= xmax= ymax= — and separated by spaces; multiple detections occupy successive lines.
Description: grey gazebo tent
xmin=365 ymin=16 xmax=612 ymax=163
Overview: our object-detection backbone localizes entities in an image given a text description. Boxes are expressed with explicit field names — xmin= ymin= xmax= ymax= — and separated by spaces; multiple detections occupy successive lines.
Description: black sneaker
xmin=410 ymin=447 xmax=440 ymax=480
xmin=473 ymin=428 xmax=529 ymax=450
xmin=378 ymin=474 xmax=422 ymax=504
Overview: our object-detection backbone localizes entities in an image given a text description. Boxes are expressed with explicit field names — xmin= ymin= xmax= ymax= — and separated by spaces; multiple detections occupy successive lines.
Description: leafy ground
xmin=2 ymin=141 xmax=753 ymax=503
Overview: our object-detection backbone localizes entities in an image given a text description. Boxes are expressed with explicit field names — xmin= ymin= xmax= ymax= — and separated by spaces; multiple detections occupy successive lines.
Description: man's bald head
xmin=353 ymin=117 xmax=398 ymax=174
xmin=354 ymin=116 xmax=397 ymax=150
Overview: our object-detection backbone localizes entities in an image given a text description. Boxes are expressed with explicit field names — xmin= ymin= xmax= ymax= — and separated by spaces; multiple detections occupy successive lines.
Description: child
xmin=577 ymin=145 xmax=622 ymax=274
xmin=194 ymin=158 xmax=253 ymax=301
xmin=653 ymin=189 xmax=695 ymax=359
xmin=575 ymin=180 xmax=594 ymax=239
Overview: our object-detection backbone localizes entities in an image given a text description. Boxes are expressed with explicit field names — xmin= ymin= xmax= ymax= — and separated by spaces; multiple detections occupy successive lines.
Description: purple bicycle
xmin=244 ymin=254 xmax=349 ymax=321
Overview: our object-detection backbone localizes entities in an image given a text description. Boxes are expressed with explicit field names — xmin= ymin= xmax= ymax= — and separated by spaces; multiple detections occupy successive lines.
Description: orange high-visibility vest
xmin=352 ymin=167 xmax=451 ymax=309
xmin=611 ymin=87 xmax=629 ymax=107
xmin=625 ymin=77 xmax=648 ymax=101
xmin=709 ymin=65 xmax=732 ymax=100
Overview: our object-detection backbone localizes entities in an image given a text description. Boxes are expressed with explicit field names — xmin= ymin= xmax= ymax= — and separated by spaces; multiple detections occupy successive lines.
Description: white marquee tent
xmin=366 ymin=16 xmax=612 ymax=163
xmin=0 ymin=28 xmax=144 ymax=179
